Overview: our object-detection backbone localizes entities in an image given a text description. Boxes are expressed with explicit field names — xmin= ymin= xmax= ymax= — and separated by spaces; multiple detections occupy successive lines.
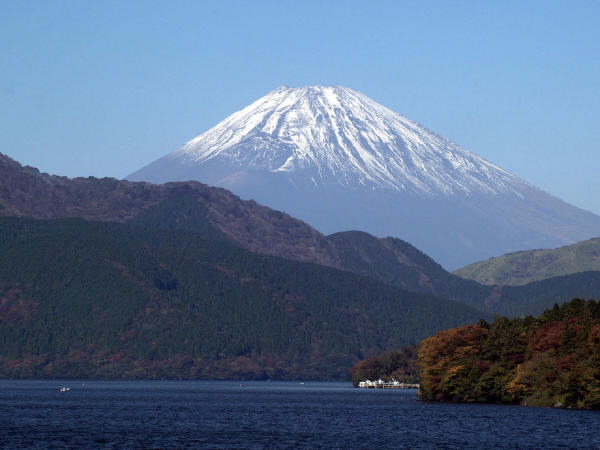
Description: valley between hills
xmin=1 ymin=152 xmax=599 ymax=380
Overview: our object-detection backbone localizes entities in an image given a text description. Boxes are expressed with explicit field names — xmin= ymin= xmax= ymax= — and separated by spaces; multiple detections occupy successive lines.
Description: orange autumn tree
xmin=418 ymin=324 xmax=488 ymax=402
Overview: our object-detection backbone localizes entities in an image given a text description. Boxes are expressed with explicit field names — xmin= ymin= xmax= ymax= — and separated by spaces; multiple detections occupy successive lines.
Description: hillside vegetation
xmin=131 ymin=196 xmax=600 ymax=317
xmin=0 ymin=152 xmax=339 ymax=267
xmin=418 ymin=298 xmax=600 ymax=409
xmin=0 ymin=217 xmax=485 ymax=380
xmin=454 ymin=238 xmax=600 ymax=286
xmin=3 ymin=152 xmax=600 ymax=318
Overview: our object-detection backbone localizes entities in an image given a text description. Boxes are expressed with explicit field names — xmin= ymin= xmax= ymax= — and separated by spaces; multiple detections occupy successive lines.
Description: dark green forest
xmin=327 ymin=231 xmax=600 ymax=317
xmin=0 ymin=217 xmax=485 ymax=380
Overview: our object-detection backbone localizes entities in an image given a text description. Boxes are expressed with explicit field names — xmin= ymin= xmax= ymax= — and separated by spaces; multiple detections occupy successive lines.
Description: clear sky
xmin=1 ymin=0 xmax=599 ymax=214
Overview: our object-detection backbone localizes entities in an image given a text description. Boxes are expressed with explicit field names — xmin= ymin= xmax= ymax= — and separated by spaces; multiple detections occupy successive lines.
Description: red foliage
xmin=473 ymin=360 xmax=492 ymax=372
xmin=530 ymin=321 xmax=565 ymax=353
xmin=510 ymin=353 xmax=525 ymax=364
xmin=566 ymin=317 xmax=582 ymax=332
xmin=557 ymin=354 xmax=574 ymax=370
xmin=418 ymin=299 xmax=600 ymax=408
xmin=425 ymin=325 xmax=488 ymax=358
xmin=68 ymin=349 xmax=89 ymax=362
xmin=0 ymin=287 xmax=39 ymax=322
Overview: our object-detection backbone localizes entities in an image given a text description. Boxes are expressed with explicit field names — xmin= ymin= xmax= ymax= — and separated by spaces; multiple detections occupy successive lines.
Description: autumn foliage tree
xmin=418 ymin=298 xmax=600 ymax=409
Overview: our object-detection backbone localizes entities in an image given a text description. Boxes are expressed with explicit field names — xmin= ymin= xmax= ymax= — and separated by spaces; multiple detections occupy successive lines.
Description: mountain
xmin=454 ymin=237 xmax=600 ymax=286
xmin=0 ymin=152 xmax=492 ymax=304
xmin=0 ymin=216 xmax=485 ymax=380
xmin=2 ymin=152 xmax=600 ymax=318
xmin=0 ymin=152 xmax=338 ymax=267
xmin=128 ymin=204 xmax=600 ymax=317
xmin=128 ymin=86 xmax=600 ymax=270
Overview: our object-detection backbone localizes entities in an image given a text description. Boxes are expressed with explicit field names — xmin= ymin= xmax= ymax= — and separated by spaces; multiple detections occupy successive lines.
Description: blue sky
xmin=1 ymin=0 xmax=599 ymax=214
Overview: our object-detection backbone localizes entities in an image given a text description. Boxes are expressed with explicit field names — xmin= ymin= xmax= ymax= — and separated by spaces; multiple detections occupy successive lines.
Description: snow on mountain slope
xmin=144 ymin=86 xmax=527 ymax=195
xmin=128 ymin=86 xmax=600 ymax=269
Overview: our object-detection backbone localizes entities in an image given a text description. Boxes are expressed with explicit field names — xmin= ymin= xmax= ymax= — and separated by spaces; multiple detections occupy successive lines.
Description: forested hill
xmin=0 ymin=152 xmax=339 ymax=267
xmin=0 ymin=217 xmax=485 ymax=380
xmin=2 ymin=152 xmax=600 ymax=318
xmin=418 ymin=298 xmax=600 ymax=409
xmin=325 ymin=230 xmax=600 ymax=317
xmin=454 ymin=237 xmax=600 ymax=286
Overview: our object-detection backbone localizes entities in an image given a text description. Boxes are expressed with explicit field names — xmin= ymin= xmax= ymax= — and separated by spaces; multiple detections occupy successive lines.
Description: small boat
xmin=60 ymin=386 xmax=70 ymax=392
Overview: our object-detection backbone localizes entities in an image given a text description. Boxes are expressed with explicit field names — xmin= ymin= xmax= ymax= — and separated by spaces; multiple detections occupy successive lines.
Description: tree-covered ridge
xmin=3 ymin=152 xmax=600 ymax=318
xmin=0 ymin=152 xmax=339 ymax=267
xmin=0 ymin=217 xmax=485 ymax=380
xmin=348 ymin=346 xmax=419 ymax=386
xmin=418 ymin=298 xmax=600 ymax=409
xmin=454 ymin=237 xmax=600 ymax=286
xmin=329 ymin=230 xmax=600 ymax=317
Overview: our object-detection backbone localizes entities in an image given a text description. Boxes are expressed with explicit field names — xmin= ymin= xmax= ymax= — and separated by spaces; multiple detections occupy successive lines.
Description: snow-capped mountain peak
xmin=167 ymin=85 xmax=526 ymax=196
xmin=128 ymin=85 xmax=600 ymax=269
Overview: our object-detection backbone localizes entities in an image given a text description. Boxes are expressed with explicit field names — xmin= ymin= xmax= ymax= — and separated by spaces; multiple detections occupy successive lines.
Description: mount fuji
xmin=128 ymin=86 xmax=600 ymax=269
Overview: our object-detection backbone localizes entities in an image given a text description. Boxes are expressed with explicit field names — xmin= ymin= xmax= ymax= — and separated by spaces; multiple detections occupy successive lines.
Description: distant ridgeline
xmin=418 ymin=299 xmax=600 ymax=409
xmin=453 ymin=237 xmax=600 ymax=286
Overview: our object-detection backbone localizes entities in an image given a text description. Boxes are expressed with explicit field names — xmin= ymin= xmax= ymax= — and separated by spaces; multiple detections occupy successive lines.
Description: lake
xmin=1 ymin=380 xmax=598 ymax=448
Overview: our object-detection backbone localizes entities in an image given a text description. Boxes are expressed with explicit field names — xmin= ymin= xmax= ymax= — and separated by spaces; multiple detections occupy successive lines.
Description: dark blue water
xmin=1 ymin=380 xmax=598 ymax=448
